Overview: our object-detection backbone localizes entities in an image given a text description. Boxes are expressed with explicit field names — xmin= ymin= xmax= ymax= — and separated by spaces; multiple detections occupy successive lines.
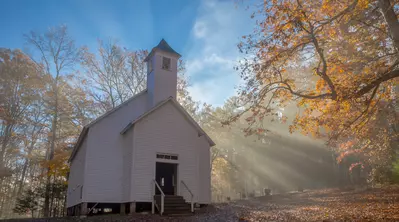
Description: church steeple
xmin=145 ymin=39 xmax=180 ymax=108
xmin=144 ymin=39 xmax=181 ymax=62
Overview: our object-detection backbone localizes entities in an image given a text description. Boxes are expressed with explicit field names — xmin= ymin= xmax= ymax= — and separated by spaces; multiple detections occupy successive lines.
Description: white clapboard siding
xmin=131 ymin=101 xmax=209 ymax=203
xmin=147 ymin=51 xmax=178 ymax=107
xmin=67 ymin=136 xmax=87 ymax=207
xmin=83 ymin=92 xmax=148 ymax=203
xmin=198 ymin=137 xmax=211 ymax=204
xmin=122 ymin=127 xmax=134 ymax=202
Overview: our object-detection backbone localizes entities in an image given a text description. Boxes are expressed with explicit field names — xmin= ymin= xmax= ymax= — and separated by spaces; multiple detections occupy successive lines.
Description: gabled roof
xmin=68 ymin=126 xmax=89 ymax=162
xmin=68 ymin=90 xmax=147 ymax=162
xmin=144 ymin=39 xmax=181 ymax=62
xmin=120 ymin=97 xmax=216 ymax=147
xmin=85 ymin=90 xmax=147 ymax=129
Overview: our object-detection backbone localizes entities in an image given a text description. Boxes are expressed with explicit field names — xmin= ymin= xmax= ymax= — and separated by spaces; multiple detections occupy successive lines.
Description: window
xmin=80 ymin=186 xmax=83 ymax=199
xmin=156 ymin=154 xmax=165 ymax=159
xmin=157 ymin=153 xmax=178 ymax=160
xmin=162 ymin=57 xmax=171 ymax=70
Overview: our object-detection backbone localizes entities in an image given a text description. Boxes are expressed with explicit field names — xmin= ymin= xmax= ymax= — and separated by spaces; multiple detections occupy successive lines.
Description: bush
xmin=14 ymin=189 xmax=38 ymax=218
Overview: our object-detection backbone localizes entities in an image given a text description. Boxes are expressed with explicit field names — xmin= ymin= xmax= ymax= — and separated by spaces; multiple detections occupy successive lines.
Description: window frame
xmin=156 ymin=153 xmax=178 ymax=160
xmin=162 ymin=56 xmax=171 ymax=70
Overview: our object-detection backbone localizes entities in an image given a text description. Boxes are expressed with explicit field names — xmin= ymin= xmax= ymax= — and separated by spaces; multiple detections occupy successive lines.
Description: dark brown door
xmin=155 ymin=162 xmax=176 ymax=195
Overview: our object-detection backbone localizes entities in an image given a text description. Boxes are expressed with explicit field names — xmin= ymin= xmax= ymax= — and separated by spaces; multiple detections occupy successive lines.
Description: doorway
xmin=155 ymin=162 xmax=177 ymax=195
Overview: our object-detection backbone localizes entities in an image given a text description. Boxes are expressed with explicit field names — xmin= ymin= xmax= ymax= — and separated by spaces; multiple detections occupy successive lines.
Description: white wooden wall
xmin=131 ymin=102 xmax=211 ymax=204
xmin=82 ymin=92 xmax=147 ymax=203
xmin=68 ymin=96 xmax=211 ymax=205
xmin=67 ymin=136 xmax=87 ymax=207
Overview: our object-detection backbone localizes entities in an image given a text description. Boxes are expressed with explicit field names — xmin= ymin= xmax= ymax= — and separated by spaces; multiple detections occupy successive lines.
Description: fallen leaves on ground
xmin=4 ymin=186 xmax=399 ymax=221
xmin=235 ymin=185 xmax=399 ymax=221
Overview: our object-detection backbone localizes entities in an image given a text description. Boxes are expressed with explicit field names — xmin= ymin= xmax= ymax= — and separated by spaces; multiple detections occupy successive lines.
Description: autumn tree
xmin=81 ymin=39 xmax=147 ymax=112
xmin=17 ymin=95 xmax=47 ymax=196
xmin=24 ymin=25 xmax=82 ymax=217
xmin=235 ymin=0 xmax=398 ymax=182
xmin=0 ymin=48 xmax=46 ymax=217
xmin=0 ymin=49 xmax=43 ymax=179
xmin=200 ymin=97 xmax=270 ymax=200
xmin=81 ymin=39 xmax=201 ymax=118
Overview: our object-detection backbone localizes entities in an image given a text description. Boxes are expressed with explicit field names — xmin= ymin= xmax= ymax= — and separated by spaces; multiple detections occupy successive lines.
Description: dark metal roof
xmin=144 ymin=39 xmax=181 ymax=61
xmin=156 ymin=39 xmax=181 ymax=57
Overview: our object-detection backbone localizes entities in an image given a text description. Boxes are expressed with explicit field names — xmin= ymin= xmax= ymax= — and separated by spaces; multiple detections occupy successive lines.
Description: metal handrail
xmin=152 ymin=179 xmax=165 ymax=215
xmin=87 ymin=202 xmax=99 ymax=215
xmin=181 ymin=180 xmax=194 ymax=213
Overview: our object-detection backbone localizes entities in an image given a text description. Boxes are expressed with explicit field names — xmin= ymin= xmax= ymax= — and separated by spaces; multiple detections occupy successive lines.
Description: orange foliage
xmin=41 ymin=147 xmax=70 ymax=179
xmin=235 ymin=0 xmax=398 ymax=169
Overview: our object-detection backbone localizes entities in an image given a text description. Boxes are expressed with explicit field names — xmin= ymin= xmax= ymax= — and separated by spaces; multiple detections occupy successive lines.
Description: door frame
xmin=154 ymin=161 xmax=179 ymax=195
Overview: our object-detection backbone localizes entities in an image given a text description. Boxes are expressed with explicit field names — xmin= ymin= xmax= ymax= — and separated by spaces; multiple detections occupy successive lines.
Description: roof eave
xmin=120 ymin=97 xmax=172 ymax=135
xmin=120 ymin=97 xmax=216 ymax=147
xmin=144 ymin=48 xmax=181 ymax=62
xmin=68 ymin=127 xmax=88 ymax=162
xmin=69 ymin=90 xmax=147 ymax=163
xmin=85 ymin=89 xmax=147 ymax=128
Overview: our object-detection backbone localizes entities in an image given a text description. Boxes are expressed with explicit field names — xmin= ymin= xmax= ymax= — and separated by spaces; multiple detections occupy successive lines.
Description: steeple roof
xmin=144 ymin=39 xmax=181 ymax=61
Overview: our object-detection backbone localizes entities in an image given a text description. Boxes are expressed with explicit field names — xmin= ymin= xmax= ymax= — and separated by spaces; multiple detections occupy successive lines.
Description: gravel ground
xmin=3 ymin=186 xmax=399 ymax=222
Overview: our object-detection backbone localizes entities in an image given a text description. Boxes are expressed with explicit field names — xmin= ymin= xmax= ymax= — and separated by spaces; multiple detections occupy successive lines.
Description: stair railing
xmin=152 ymin=179 xmax=165 ymax=215
xmin=180 ymin=180 xmax=194 ymax=213
xmin=87 ymin=202 xmax=99 ymax=215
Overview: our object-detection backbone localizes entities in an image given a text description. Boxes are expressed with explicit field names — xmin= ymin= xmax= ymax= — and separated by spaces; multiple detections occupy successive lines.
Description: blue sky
xmin=0 ymin=0 xmax=254 ymax=106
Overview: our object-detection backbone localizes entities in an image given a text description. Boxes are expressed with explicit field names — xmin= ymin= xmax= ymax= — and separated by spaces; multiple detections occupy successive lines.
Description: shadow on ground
xmin=2 ymin=186 xmax=399 ymax=221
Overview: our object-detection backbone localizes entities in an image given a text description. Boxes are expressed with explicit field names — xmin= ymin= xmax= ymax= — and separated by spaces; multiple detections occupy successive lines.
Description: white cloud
xmin=184 ymin=0 xmax=254 ymax=107
xmin=186 ymin=52 xmax=240 ymax=106
xmin=193 ymin=21 xmax=207 ymax=39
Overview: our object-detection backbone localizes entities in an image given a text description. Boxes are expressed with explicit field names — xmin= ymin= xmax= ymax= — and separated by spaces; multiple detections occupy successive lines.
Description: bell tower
xmin=144 ymin=39 xmax=181 ymax=108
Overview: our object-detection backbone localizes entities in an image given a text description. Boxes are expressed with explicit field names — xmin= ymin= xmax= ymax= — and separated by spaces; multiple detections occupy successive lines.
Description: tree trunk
xmin=0 ymin=124 xmax=12 ymax=170
xmin=17 ymin=159 xmax=29 ymax=196
xmin=2 ymin=177 xmax=13 ymax=218
xmin=378 ymin=0 xmax=399 ymax=51
xmin=0 ymin=180 xmax=5 ymax=217
xmin=44 ymin=85 xmax=59 ymax=217
xmin=44 ymin=172 xmax=51 ymax=217
xmin=50 ymin=174 xmax=55 ymax=217
xmin=62 ymin=191 xmax=67 ymax=217
xmin=17 ymin=145 xmax=33 ymax=196
xmin=18 ymin=126 xmax=38 ymax=196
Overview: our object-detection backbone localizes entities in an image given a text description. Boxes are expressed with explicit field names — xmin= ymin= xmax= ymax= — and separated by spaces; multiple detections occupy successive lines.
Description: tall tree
xmin=0 ymin=48 xmax=44 ymax=218
xmin=17 ymin=99 xmax=46 ymax=196
xmin=235 ymin=0 xmax=398 ymax=180
xmin=81 ymin=39 xmax=147 ymax=112
xmin=0 ymin=49 xmax=42 ymax=178
xmin=24 ymin=25 xmax=82 ymax=217
xmin=81 ymin=39 xmax=201 ymax=117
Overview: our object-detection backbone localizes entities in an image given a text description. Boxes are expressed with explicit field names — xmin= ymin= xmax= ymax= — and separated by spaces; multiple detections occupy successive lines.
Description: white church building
xmin=67 ymin=39 xmax=215 ymax=216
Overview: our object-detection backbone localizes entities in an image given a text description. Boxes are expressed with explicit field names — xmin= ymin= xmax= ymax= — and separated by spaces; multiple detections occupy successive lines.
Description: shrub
xmin=13 ymin=189 xmax=38 ymax=218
